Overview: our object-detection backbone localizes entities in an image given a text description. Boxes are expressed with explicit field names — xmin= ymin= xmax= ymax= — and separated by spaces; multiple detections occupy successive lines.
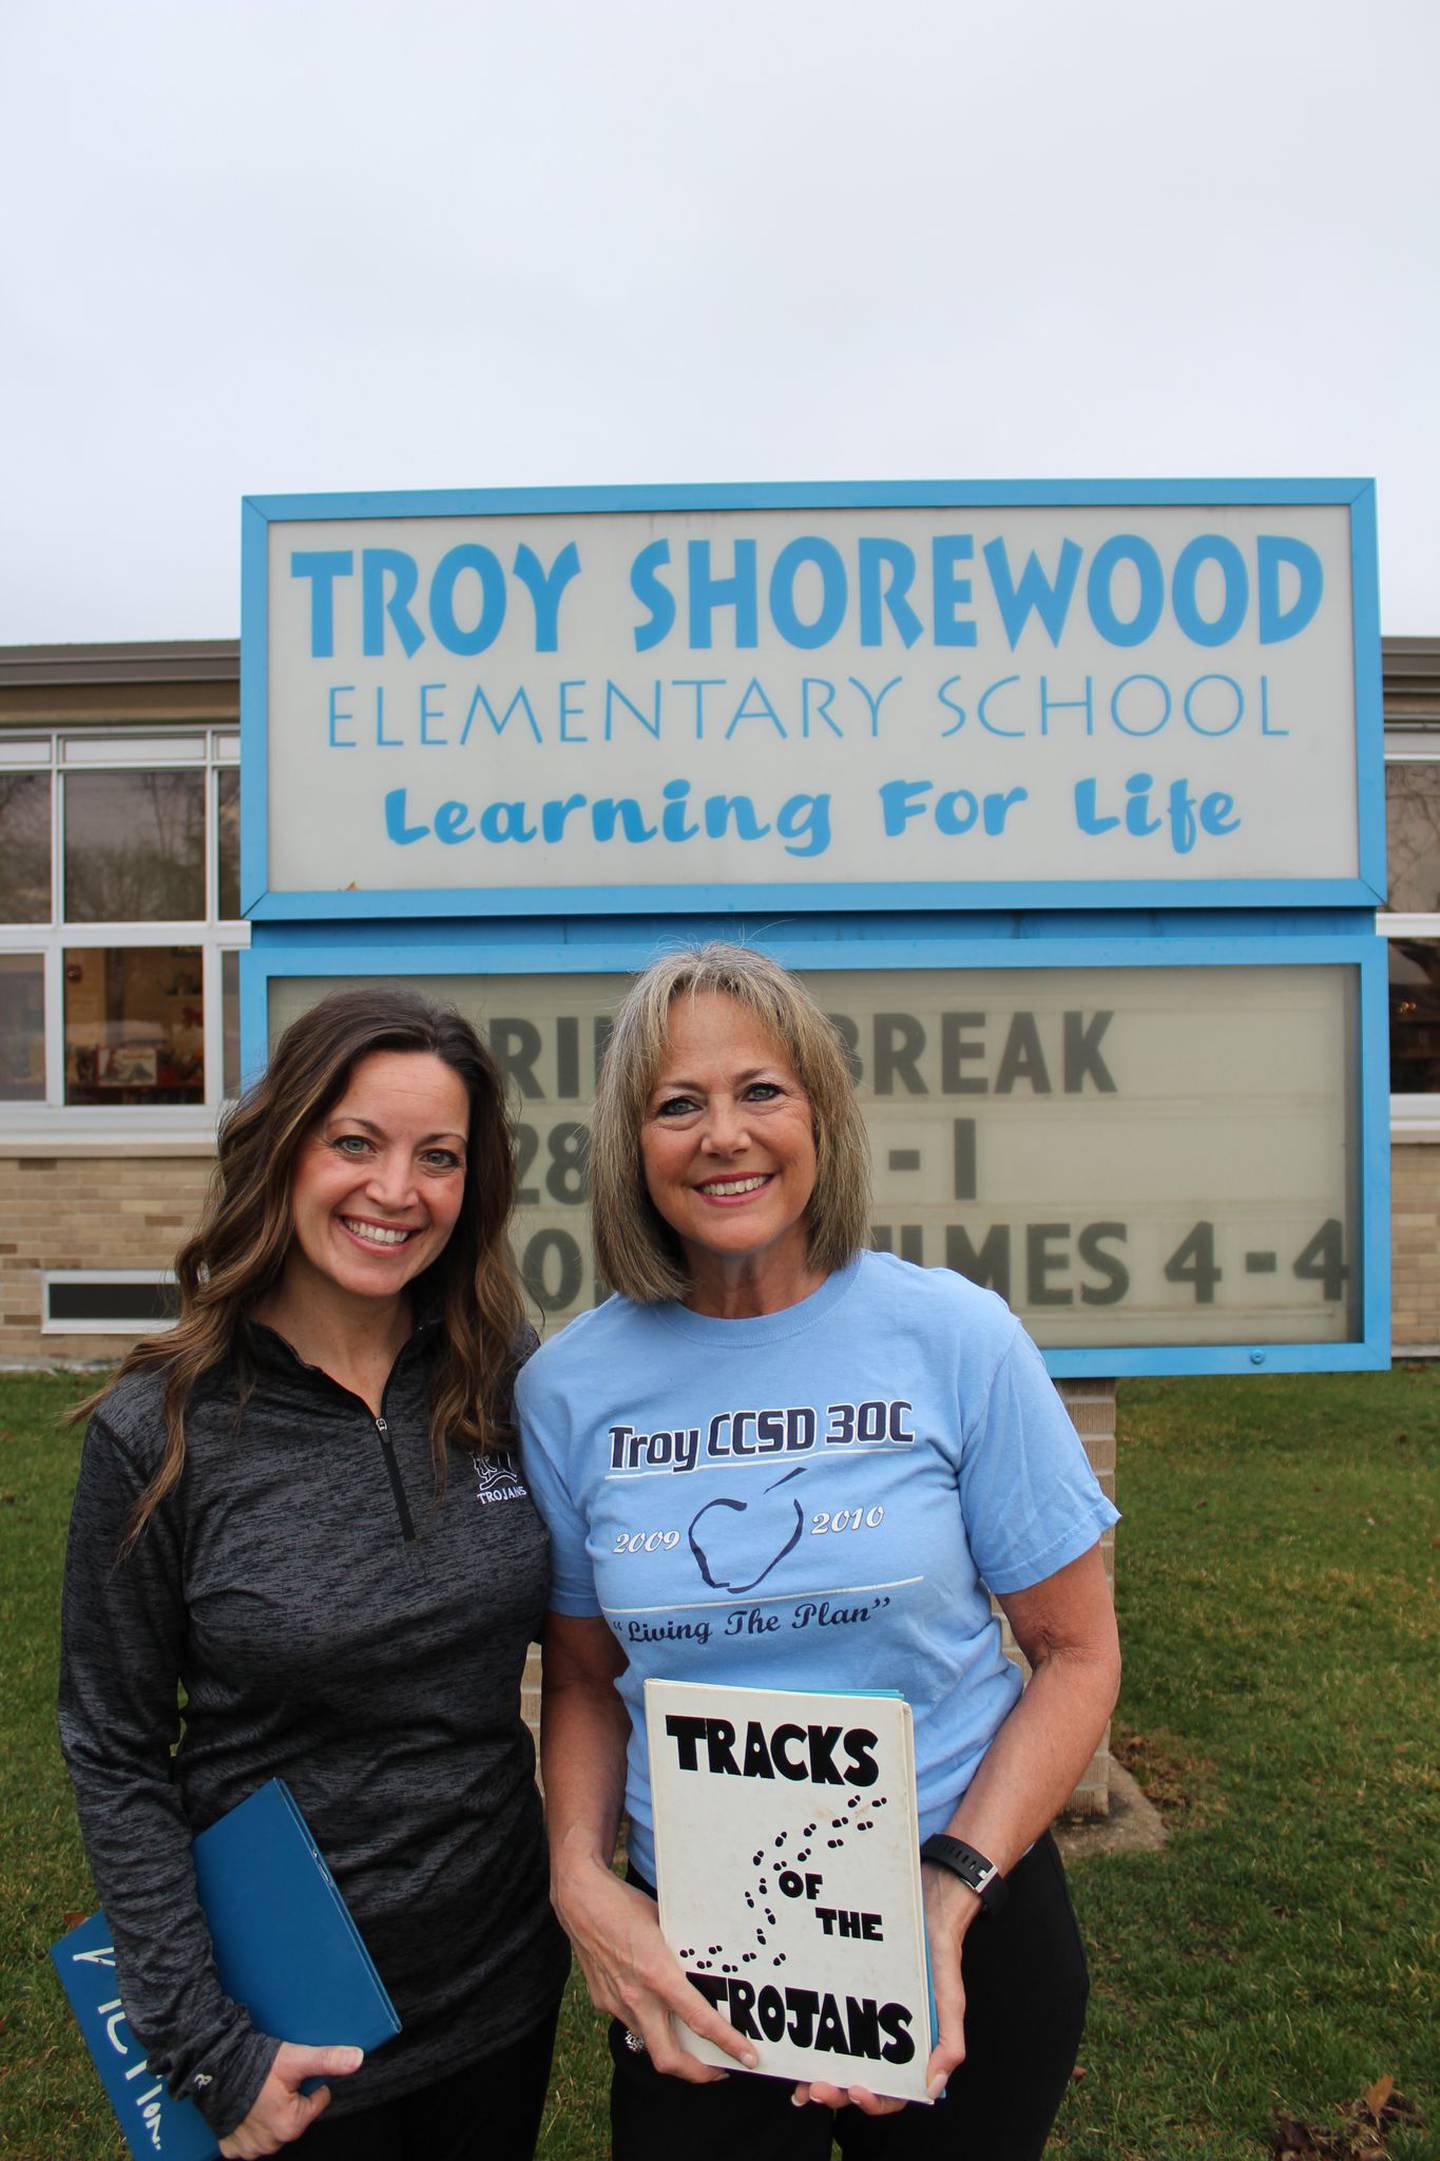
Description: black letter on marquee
xmin=874 ymin=1014 xmax=927 ymax=1096
xmin=1063 ymin=1010 xmax=1116 ymax=1093
xmin=946 ymin=1223 xmax=1011 ymax=1300
xmin=995 ymin=1013 xmax=1051 ymax=1095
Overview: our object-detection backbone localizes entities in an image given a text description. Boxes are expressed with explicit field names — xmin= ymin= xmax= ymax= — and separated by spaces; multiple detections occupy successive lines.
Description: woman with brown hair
xmin=59 ymin=987 xmax=568 ymax=2160
xmin=518 ymin=943 xmax=1120 ymax=2161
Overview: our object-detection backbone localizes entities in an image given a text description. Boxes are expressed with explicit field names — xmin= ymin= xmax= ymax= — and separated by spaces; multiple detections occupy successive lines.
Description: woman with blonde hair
xmin=518 ymin=944 xmax=1120 ymax=2161
xmin=59 ymin=986 xmax=568 ymax=2160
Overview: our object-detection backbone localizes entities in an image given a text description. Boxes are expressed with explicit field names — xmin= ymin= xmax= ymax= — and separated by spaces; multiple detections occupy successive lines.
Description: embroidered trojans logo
xmin=471 ymin=1451 xmax=528 ymax=1506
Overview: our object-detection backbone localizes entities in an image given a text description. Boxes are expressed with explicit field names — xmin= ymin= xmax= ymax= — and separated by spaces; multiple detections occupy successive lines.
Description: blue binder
xmin=51 ymin=1779 xmax=401 ymax=2161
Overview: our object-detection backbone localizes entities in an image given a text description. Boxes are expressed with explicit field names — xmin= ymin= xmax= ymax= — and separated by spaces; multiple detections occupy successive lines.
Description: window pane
xmin=0 ymin=736 xmax=52 ymax=766
xmin=0 ymin=772 xmax=52 ymax=922
xmin=1388 ymin=939 xmax=1440 ymax=1092
xmin=64 ymin=770 xmax=206 ymax=922
xmin=63 ymin=733 xmax=206 ymax=764
xmin=64 ymin=947 xmax=205 ymax=1105
xmin=1385 ymin=762 xmax=1440 ymax=912
xmin=0 ymin=954 xmax=46 ymax=1100
xmin=218 ymin=768 xmax=241 ymax=920
xmin=47 ymin=1278 xmax=179 ymax=1325
xmin=222 ymin=948 xmax=241 ymax=1098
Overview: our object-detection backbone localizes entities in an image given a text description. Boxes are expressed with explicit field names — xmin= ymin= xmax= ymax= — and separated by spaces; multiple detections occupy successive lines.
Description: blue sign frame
xmin=239 ymin=914 xmax=1390 ymax=1377
xmin=240 ymin=479 xmax=1386 ymax=920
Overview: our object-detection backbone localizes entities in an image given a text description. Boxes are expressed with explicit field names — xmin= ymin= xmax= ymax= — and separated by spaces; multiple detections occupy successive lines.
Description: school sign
xmin=241 ymin=481 xmax=1388 ymax=1372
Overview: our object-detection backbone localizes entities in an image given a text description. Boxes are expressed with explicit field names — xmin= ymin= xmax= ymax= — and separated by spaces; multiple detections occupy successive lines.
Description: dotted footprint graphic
xmin=722 ymin=1789 xmax=894 ymax=1966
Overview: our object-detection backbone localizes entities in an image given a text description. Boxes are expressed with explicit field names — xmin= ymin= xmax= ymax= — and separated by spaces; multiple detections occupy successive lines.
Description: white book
xmin=644 ymin=1678 xmax=935 ymax=2103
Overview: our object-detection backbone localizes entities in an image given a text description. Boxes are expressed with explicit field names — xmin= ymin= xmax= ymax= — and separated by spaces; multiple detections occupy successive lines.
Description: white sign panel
xmin=251 ymin=491 xmax=1374 ymax=908
xmin=269 ymin=963 xmax=1361 ymax=1350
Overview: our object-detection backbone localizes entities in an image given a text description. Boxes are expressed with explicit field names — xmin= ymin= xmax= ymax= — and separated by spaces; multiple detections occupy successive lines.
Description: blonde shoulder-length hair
xmin=590 ymin=944 xmax=872 ymax=1304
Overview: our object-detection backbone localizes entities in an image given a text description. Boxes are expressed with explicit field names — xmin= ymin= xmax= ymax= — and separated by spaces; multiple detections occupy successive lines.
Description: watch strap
xmin=920 ymin=1832 xmax=1009 ymax=1915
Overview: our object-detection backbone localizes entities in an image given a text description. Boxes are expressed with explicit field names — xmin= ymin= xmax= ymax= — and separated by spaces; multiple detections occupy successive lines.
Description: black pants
xmin=611 ymin=1835 xmax=1088 ymax=2161
xmin=297 ymin=2005 xmax=560 ymax=2161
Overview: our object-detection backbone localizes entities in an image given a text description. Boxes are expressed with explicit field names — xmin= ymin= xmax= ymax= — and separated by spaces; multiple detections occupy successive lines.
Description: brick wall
xmin=1027 ymin=1379 xmax=1115 ymax=1815
xmin=1392 ymin=1141 xmax=1440 ymax=1350
xmin=0 ymin=1153 xmax=214 ymax=1365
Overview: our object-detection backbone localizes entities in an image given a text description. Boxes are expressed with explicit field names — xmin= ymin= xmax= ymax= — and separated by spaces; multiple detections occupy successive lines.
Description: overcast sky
xmin=3 ymin=0 xmax=1436 ymax=644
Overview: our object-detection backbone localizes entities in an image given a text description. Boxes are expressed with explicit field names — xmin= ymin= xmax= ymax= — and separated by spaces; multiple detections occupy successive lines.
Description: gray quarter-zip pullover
xmin=58 ymin=1322 xmax=568 ymax=2138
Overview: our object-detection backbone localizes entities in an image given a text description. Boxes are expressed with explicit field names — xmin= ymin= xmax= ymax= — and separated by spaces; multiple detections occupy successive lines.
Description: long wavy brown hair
xmin=89 ymin=986 xmax=528 ymax=1553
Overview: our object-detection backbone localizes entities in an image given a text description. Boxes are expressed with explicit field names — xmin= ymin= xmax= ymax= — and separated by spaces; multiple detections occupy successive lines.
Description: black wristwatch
xmin=920 ymin=1833 xmax=1009 ymax=1916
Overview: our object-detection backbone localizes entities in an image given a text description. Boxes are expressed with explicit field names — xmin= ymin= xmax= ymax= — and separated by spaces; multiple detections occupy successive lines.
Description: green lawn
xmin=3 ymin=1370 xmax=1437 ymax=2159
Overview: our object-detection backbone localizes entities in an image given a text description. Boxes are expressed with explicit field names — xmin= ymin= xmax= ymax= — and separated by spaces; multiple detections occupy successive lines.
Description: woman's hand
xmin=788 ymin=2078 xmax=909 ymax=2118
xmin=788 ymin=1865 xmax=979 ymax=2116
xmin=543 ymin=1613 xmax=757 ymax=2083
xmin=554 ymin=1855 xmax=759 ymax=2083
xmin=217 ymin=2043 xmax=364 ymax=2156
xmin=919 ymin=1862 xmax=981 ymax=2099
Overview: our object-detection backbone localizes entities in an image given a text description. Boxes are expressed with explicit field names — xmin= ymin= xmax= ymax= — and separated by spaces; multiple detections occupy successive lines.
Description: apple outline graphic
xmin=687 ymin=1467 xmax=806 ymax=1592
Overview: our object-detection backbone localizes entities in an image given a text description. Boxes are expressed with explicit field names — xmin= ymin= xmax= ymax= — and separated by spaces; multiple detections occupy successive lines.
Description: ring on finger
xmin=623 ymin=2029 xmax=646 ymax=2054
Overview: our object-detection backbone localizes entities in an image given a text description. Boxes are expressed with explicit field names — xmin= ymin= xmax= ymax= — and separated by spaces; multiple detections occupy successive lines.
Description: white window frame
xmin=41 ymin=1269 xmax=178 ymax=1336
xmin=0 ymin=725 xmax=249 ymax=1149
xmin=1381 ymin=730 xmax=1440 ymax=1138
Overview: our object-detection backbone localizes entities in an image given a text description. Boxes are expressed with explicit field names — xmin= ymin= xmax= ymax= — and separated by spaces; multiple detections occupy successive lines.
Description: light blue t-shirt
xmin=516 ymin=1250 xmax=1118 ymax=1882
